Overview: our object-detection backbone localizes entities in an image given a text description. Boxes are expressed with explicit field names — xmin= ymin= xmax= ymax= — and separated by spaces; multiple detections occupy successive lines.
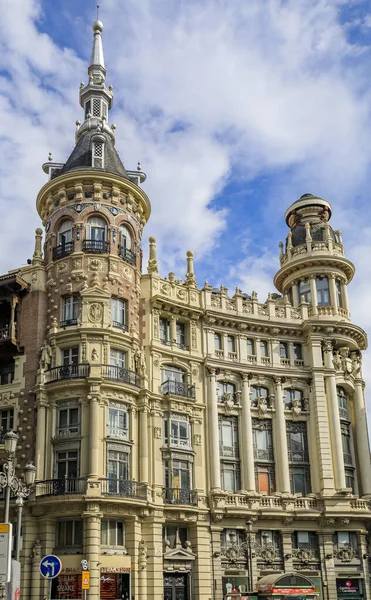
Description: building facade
xmin=1 ymin=16 xmax=371 ymax=600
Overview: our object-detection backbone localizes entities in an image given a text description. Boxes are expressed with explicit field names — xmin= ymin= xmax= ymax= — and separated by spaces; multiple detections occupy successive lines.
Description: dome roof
xmin=56 ymin=130 xmax=128 ymax=180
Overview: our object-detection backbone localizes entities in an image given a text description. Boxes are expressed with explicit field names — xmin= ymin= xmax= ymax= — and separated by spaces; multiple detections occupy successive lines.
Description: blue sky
xmin=1 ymin=1 xmax=371 ymax=329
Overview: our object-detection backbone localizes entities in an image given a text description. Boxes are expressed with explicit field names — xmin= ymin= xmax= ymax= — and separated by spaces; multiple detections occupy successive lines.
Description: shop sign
xmin=100 ymin=567 xmax=130 ymax=573
xmin=337 ymin=579 xmax=360 ymax=594
xmin=273 ymin=589 xmax=315 ymax=594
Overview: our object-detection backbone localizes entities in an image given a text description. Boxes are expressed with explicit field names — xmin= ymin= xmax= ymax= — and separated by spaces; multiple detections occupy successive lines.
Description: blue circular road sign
xmin=39 ymin=555 xmax=62 ymax=579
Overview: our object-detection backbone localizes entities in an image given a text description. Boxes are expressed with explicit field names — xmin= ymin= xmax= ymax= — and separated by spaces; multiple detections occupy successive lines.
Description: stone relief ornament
xmin=333 ymin=350 xmax=342 ymax=371
xmin=88 ymin=303 xmax=103 ymax=323
xmin=139 ymin=540 xmax=147 ymax=570
xmin=89 ymin=258 xmax=103 ymax=271
xmin=91 ymin=348 xmax=99 ymax=362
xmin=40 ymin=343 xmax=52 ymax=371
xmin=257 ymin=396 xmax=268 ymax=417
xmin=333 ymin=546 xmax=359 ymax=562
xmin=291 ymin=398 xmax=302 ymax=420
xmin=134 ymin=349 xmax=146 ymax=375
xmin=340 ymin=347 xmax=353 ymax=375
xmin=154 ymin=427 xmax=161 ymax=439
xmin=194 ymin=434 xmax=202 ymax=446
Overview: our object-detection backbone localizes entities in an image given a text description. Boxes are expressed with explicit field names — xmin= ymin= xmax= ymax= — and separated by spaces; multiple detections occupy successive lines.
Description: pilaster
xmin=273 ymin=376 xmax=290 ymax=493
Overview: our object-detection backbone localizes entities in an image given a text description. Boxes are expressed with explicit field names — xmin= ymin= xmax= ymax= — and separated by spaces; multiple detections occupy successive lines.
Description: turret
xmin=274 ymin=193 xmax=354 ymax=320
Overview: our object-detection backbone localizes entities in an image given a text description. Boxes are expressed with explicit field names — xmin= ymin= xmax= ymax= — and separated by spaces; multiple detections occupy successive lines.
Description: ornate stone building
xmin=1 ymin=15 xmax=371 ymax=600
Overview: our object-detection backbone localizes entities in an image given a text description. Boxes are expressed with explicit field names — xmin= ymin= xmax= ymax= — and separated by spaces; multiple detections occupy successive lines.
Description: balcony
xmin=118 ymin=246 xmax=136 ymax=266
xmin=112 ymin=321 xmax=128 ymax=332
xmin=35 ymin=477 xmax=87 ymax=497
xmin=83 ymin=239 xmax=109 ymax=254
xmin=60 ymin=318 xmax=78 ymax=328
xmin=45 ymin=364 xmax=90 ymax=383
xmin=100 ymin=478 xmax=147 ymax=499
xmin=52 ymin=241 xmax=74 ymax=260
xmin=101 ymin=364 xmax=141 ymax=387
xmin=161 ymin=379 xmax=196 ymax=399
xmin=106 ymin=426 xmax=129 ymax=441
xmin=163 ymin=487 xmax=198 ymax=506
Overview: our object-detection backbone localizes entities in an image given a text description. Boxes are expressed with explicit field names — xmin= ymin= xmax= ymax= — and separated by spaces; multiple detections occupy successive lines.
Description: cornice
xmin=274 ymin=254 xmax=355 ymax=290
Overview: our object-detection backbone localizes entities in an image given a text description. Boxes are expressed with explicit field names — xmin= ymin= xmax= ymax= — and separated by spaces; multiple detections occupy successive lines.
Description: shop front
xmin=336 ymin=578 xmax=365 ymax=600
xmin=51 ymin=555 xmax=131 ymax=600
xmin=255 ymin=573 xmax=319 ymax=599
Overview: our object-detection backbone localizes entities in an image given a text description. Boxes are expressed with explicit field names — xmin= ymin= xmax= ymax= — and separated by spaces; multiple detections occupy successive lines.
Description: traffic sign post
xmin=82 ymin=571 xmax=90 ymax=589
xmin=0 ymin=524 xmax=12 ymax=584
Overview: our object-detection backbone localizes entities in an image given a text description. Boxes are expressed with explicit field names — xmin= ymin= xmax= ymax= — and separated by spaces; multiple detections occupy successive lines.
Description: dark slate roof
xmin=290 ymin=222 xmax=336 ymax=247
xmin=56 ymin=130 xmax=128 ymax=179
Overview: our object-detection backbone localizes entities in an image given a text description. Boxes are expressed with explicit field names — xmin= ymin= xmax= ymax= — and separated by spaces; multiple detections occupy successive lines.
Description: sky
xmin=1 ymin=0 xmax=371 ymax=391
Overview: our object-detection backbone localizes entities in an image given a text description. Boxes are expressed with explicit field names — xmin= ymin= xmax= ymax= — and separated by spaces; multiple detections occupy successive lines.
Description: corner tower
xmin=274 ymin=193 xmax=353 ymax=319
xmin=30 ymin=18 xmax=151 ymax=600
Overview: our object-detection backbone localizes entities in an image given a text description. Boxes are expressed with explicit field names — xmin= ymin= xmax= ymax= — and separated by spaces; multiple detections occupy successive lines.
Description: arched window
xmin=119 ymin=225 xmax=136 ymax=265
xmin=217 ymin=381 xmax=236 ymax=403
xmin=251 ymin=386 xmax=269 ymax=408
xmin=53 ymin=220 xmax=74 ymax=260
xmin=92 ymin=141 xmax=104 ymax=168
xmin=84 ymin=217 xmax=108 ymax=254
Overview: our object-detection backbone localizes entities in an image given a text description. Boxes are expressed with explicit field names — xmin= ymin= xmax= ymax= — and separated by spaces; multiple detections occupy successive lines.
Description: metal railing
xmin=163 ymin=488 xmax=198 ymax=506
xmin=60 ymin=318 xmax=78 ymax=328
xmin=161 ymin=379 xmax=195 ymax=399
xmin=112 ymin=321 xmax=128 ymax=332
xmin=100 ymin=478 xmax=147 ymax=499
xmin=53 ymin=241 xmax=74 ymax=260
xmin=35 ymin=477 xmax=87 ymax=497
xmin=118 ymin=246 xmax=136 ymax=266
xmin=45 ymin=364 xmax=90 ymax=383
xmin=101 ymin=364 xmax=141 ymax=387
xmin=83 ymin=239 xmax=110 ymax=254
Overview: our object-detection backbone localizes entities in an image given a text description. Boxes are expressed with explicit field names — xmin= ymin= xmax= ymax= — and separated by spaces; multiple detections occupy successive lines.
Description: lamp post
xmin=247 ymin=520 xmax=254 ymax=591
xmin=0 ymin=431 xmax=36 ymax=558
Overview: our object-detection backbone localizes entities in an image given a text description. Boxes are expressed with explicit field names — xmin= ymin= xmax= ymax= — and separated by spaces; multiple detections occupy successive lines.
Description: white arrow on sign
xmin=42 ymin=560 xmax=55 ymax=577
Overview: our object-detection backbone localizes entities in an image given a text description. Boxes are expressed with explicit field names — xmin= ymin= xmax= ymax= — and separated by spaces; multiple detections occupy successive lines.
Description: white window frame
xmin=111 ymin=298 xmax=127 ymax=328
xmin=107 ymin=405 xmax=129 ymax=440
xmin=57 ymin=405 xmax=80 ymax=436
xmin=62 ymin=296 xmax=79 ymax=324
xmin=58 ymin=220 xmax=73 ymax=246
xmin=164 ymin=414 xmax=190 ymax=448
xmin=101 ymin=520 xmax=125 ymax=547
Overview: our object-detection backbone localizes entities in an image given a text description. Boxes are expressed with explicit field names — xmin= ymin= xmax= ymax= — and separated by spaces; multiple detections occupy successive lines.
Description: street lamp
xmin=0 ymin=432 xmax=36 ymax=556
xmin=246 ymin=520 xmax=254 ymax=591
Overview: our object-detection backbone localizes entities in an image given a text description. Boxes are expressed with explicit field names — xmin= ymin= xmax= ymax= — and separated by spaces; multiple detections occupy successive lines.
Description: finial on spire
xmin=97 ymin=4 xmax=100 ymax=20
xmin=148 ymin=237 xmax=159 ymax=274
xmin=185 ymin=250 xmax=197 ymax=288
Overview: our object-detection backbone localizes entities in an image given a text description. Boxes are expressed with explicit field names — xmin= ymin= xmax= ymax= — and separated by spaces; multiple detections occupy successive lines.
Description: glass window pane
xmin=222 ymin=423 xmax=233 ymax=446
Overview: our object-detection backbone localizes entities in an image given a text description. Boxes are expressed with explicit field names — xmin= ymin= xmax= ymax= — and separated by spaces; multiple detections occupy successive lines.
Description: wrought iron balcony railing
xmin=60 ymin=318 xmax=78 ymax=328
xmin=100 ymin=478 xmax=147 ymax=499
xmin=45 ymin=364 xmax=90 ymax=383
xmin=163 ymin=487 xmax=198 ymax=506
xmin=101 ymin=364 xmax=141 ymax=387
xmin=35 ymin=477 xmax=87 ymax=497
xmin=112 ymin=321 xmax=128 ymax=332
xmin=53 ymin=241 xmax=74 ymax=260
xmin=83 ymin=239 xmax=110 ymax=254
xmin=118 ymin=246 xmax=136 ymax=266
xmin=161 ymin=379 xmax=195 ymax=399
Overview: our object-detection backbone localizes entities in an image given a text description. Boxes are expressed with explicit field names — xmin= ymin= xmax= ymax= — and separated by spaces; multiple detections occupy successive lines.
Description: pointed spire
xmin=89 ymin=18 xmax=106 ymax=83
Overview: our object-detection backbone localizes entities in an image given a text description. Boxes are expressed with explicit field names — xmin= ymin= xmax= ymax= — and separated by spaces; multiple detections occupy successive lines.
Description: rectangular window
xmin=57 ymin=520 xmax=83 ymax=548
xmin=57 ymin=406 xmax=80 ymax=436
xmin=337 ymin=387 xmax=349 ymax=420
xmin=111 ymin=298 xmax=127 ymax=330
xmin=101 ymin=520 xmax=125 ymax=546
xmin=176 ymin=322 xmax=187 ymax=349
xmin=214 ymin=333 xmax=222 ymax=351
xmin=260 ymin=340 xmax=268 ymax=357
xmin=62 ymin=296 xmax=79 ymax=326
xmin=247 ymin=338 xmax=255 ymax=355
xmin=162 ymin=366 xmax=184 ymax=383
xmin=160 ymin=318 xmax=171 ymax=345
xmin=220 ymin=529 xmax=245 ymax=551
xmin=287 ymin=422 xmax=311 ymax=495
xmin=164 ymin=459 xmax=191 ymax=489
xmin=62 ymin=347 xmax=79 ymax=366
xmin=108 ymin=406 xmax=129 ymax=440
xmin=293 ymin=343 xmax=302 ymax=360
xmin=345 ymin=468 xmax=355 ymax=493
xmin=255 ymin=464 xmax=275 ymax=494
xmin=0 ymin=409 xmax=13 ymax=442
xmin=217 ymin=381 xmax=236 ymax=402
xmin=0 ymin=361 xmax=14 ymax=385
xmin=164 ymin=415 xmax=190 ymax=447
xmin=219 ymin=418 xmax=239 ymax=458
xmin=284 ymin=389 xmax=304 ymax=410
xmin=92 ymin=141 xmax=104 ymax=168
xmin=253 ymin=419 xmax=275 ymax=494
xmin=108 ymin=450 xmax=130 ymax=482
xmin=257 ymin=530 xmax=281 ymax=549
xmin=336 ymin=279 xmax=343 ymax=308
xmin=56 ymin=450 xmax=78 ymax=479
xmin=316 ymin=276 xmax=330 ymax=305
xmin=279 ymin=342 xmax=288 ymax=359
xmin=334 ymin=531 xmax=358 ymax=551
xmin=163 ymin=525 xmax=188 ymax=549
xmin=292 ymin=531 xmax=318 ymax=551
xmin=110 ymin=349 xmax=126 ymax=369
xmin=341 ymin=425 xmax=353 ymax=466
xmin=220 ymin=463 xmax=240 ymax=492
xmin=227 ymin=336 xmax=235 ymax=353
xmin=299 ymin=279 xmax=311 ymax=304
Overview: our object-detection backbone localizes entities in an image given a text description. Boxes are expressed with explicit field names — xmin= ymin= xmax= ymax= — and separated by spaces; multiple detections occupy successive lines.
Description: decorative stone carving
xmin=40 ymin=343 xmax=52 ymax=371
xmin=255 ymin=542 xmax=279 ymax=564
xmin=88 ymin=303 xmax=103 ymax=323
xmin=139 ymin=540 xmax=147 ymax=570
xmin=291 ymin=398 xmax=302 ymax=420
xmin=89 ymin=258 xmax=103 ymax=271
xmin=333 ymin=546 xmax=359 ymax=562
xmin=194 ymin=434 xmax=201 ymax=446
xmin=154 ymin=427 xmax=161 ymax=439
xmin=91 ymin=348 xmax=99 ymax=362
xmin=134 ymin=348 xmax=146 ymax=375
xmin=292 ymin=548 xmax=319 ymax=565
xmin=190 ymin=321 xmax=197 ymax=350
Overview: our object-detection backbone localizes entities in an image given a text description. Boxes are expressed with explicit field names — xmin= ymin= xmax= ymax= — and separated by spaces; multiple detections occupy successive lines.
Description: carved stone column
xmin=354 ymin=378 xmax=371 ymax=496
xmin=83 ymin=506 xmax=102 ymax=600
xmin=328 ymin=274 xmax=338 ymax=314
xmin=273 ymin=376 xmax=290 ymax=493
xmin=130 ymin=406 xmax=138 ymax=481
xmin=140 ymin=406 xmax=149 ymax=483
xmin=170 ymin=316 xmax=177 ymax=345
xmin=323 ymin=341 xmax=346 ymax=491
xmin=208 ymin=369 xmax=221 ymax=490
xmin=89 ymin=395 xmax=100 ymax=477
xmin=292 ymin=281 xmax=300 ymax=307
xmin=35 ymin=395 xmax=48 ymax=480
xmin=309 ymin=275 xmax=318 ymax=315
xmin=241 ymin=374 xmax=255 ymax=492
